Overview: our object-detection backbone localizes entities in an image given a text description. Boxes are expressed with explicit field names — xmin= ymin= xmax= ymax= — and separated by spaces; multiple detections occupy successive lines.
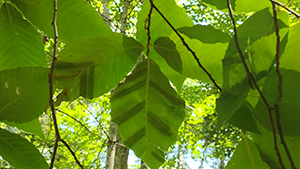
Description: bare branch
xmin=60 ymin=139 xmax=84 ymax=169
xmin=226 ymin=0 xmax=285 ymax=168
xmin=149 ymin=0 xmax=222 ymax=92
xmin=145 ymin=1 xmax=154 ymax=57
xmin=271 ymin=1 xmax=297 ymax=168
xmin=49 ymin=0 xmax=60 ymax=168
xmin=57 ymin=109 xmax=92 ymax=134
xmin=272 ymin=0 xmax=300 ymax=19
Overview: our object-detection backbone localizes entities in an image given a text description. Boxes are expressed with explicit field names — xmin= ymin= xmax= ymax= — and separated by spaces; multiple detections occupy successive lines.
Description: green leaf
xmin=4 ymin=118 xmax=45 ymax=139
xmin=111 ymin=59 xmax=185 ymax=169
xmin=252 ymin=125 xmax=300 ymax=168
xmin=235 ymin=0 xmax=270 ymax=13
xmin=228 ymin=101 xmax=260 ymax=134
xmin=54 ymin=33 xmax=143 ymax=101
xmin=11 ymin=0 xmax=112 ymax=42
xmin=177 ymin=25 xmax=231 ymax=44
xmin=202 ymin=0 xmax=236 ymax=11
xmin=136 ymin=0 xmax=192 ymax=89
xmin=0 ymin=67 xmax=48 ymax=123
xmin=254 ymin=69 xmax=300 ymax=136
xmin=281 ymin=22 xmax=300 ymax=72
xmin=0 ymin=128 xmax=48 ymax=169
xmin=153 ymin=37 xmax=183 ymax=74
xmin=225 ymin=136 xmax=270 ymax=169
xmin=0 ymin=3 xmax=46 ymax=71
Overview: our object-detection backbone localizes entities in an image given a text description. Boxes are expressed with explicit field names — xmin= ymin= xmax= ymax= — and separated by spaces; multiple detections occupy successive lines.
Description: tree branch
xmin=149 ymin=0 xmax=222 ymax=92
xmin=226 ymin=0 xmax=285 ymax=168
xmin=60 ymin=139 xmax=84 ymax=168
xmin=49 ymin=0 xmax=60 ymax=168
xmin=145 ymin=1 xmax=153 ymax=57
xmin=272 ymin=0 xmax=300 ymax=19
xmin=57 ymin=109 xmax=92 ymax=134
xmin=271 ymin=1 xmax=297 ymax=169
xmin=48 ymin=1 xmax=84 ymax=168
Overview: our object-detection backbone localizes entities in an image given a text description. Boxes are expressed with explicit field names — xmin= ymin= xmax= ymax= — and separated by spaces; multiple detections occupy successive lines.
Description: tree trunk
xmin=120 ymin=0 xmax=129 ymax=34
xmin=105 ymin=122 xmax=129 ymax=169
xmin=177 ymin=144 xmax=184 ymax=169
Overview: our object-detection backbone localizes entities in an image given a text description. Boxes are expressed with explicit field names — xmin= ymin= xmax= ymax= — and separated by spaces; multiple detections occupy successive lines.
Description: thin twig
xmin=271 ymin=1 xmax=297 ymax=169
xmin=49 ymin=0 xmax=60 ymax=168
xmin=226 ymin=0 xmax=285 ymax=168
xmin=271 ymin=0 xmax=300 ymax=19
xmin=149 ymin=0 xmax=222 ymax=92
xmin=145 ymin=2 xmax=153 ymax=57
xmin=48 ymin=1 xmax=84 ymax=168
xmin=60 ymin=139 xmax=84 ymax=168
xmin=57 ymin=109 xmax=92 ymax=134
xmin=78 ymin=101 xmax=110 ymax=141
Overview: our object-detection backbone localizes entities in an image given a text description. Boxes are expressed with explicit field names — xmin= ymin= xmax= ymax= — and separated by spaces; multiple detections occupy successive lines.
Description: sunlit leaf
xmin=225 ymin=136 xmax=270 ymax=169
xmin=11 ymin=0 xmax=112 ymax=42
xmin=111 ymin=59 xmax=185 ymax=169
xmin=0 ymin=4 xmax=46 ymax=71
xmin=54 ymin=33 xmax=143 ymax=101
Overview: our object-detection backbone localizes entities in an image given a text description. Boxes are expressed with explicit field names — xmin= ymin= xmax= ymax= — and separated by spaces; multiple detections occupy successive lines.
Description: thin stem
xmin=49 ymin=0 xmax=60 ymax=168
xmin=226 ymin=0 xmax=285 ymax=168
xmin=60 ymin=139 xmax=84 ymax=169
xmin=272 ymin=0 xmax=300 ymax=19
xmin=149 ymin=0 xmax=222 ymax=92
xmin=271 ymin=1 xmax=297 ymax=169
xmin=145 ymin=2 xmax=153 ymax=57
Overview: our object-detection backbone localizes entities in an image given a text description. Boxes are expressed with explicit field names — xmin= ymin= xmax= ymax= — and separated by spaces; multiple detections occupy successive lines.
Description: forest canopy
xmin=0 ymin=0 xmax=300 ymax=168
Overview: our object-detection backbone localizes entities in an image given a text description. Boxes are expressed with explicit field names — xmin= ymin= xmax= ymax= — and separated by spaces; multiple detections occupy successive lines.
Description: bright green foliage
xmin=54 ymin=33 xmax=143 ymax=101
xmin=225 ymin=136 xmax=270 ymax=169
xmin=11 ymin=0 xmax=112 ymax=42
xmin=0 ymin=4 xmax=46 ymax=70
xmin=0 ymin=67 xmax=48 ymax=123
xmin=111 ymin=59 xmax=185 ymax=168
xmin=0 ymin=128 xmax=48 ymax=169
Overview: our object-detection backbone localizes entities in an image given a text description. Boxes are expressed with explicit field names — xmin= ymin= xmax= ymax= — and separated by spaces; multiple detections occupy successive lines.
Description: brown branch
xmin=271 ymin=1 xmax=297 ymax=169
xmin=149 ymin=0 xmax=222 ymax=92
xmin=49 ymin=0 xmax=60 ymax=168
xmin=48 ymin=1 xmax=84 ymax=168
xmin=145 ymin=1 xmax=153 ymax=57
xmin=78 ymin=101 xmax=110 ymax=141
xmin=271 ymin=0 xmax=300 ymax=19
xmin=60 ymin=139 xmax=84 ymax=168
xmin=226 ymin=0 xmax=285 ymax=168
xmin=57 ymin=109 xmax=92 ymax=134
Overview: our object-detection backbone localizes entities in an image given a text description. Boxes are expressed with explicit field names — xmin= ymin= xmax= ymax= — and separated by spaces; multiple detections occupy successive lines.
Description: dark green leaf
xmin=0 ymin=128 xmax=48 ymax=169
xmin=153 ymin=37 xmax=183 ymax=74
xmin=228 ymin=101 xmax=260 ymax=134
xmin=0 ymin=67 xmax=48 ymax=123
xmin=54 ymin=33 xmax=143 ymax=101
xmin=0 ymin=4 xmax=46 ymax=71
xmin=254 ymin=69 xmax=300 ymax=136
xmin=111 ymin=59 xmax=185 ymax=169
xmin=252 ymin=125 xmax=300 ymax=168
xmin=178 ymin=25 xmax=231 ymax=44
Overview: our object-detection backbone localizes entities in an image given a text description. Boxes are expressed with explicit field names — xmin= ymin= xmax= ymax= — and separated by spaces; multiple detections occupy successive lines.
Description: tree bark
xmin=177 ymin=144 xmax=184 ymax=169
xmin=105 ymin=122 xmax=129 ymax=169
xmin=120 ymin=0 xmax=129 ymax=34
